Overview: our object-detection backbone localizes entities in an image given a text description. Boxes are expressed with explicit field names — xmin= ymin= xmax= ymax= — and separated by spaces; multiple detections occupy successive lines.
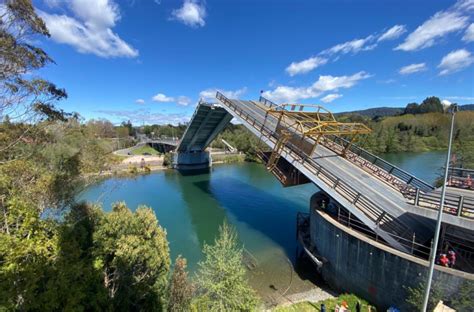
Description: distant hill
xmin=460 ymin=104 xmax=474 ymax=111
xmin=336 ymin=107 xmax=404 ymax=118
xmin=338 ymin=104 xmax=473 ymax=118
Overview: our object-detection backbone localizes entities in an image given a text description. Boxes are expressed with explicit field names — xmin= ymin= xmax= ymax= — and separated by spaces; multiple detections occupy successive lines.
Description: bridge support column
xmin=173 ymin=151 xmax=211 ymax=172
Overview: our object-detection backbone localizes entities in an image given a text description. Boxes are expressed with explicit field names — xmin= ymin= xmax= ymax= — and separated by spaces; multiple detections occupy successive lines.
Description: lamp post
xmin=421 ymin=103 xmax=458 ymax=311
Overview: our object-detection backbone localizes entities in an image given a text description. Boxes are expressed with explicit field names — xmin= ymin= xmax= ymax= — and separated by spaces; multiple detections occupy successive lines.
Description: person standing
xmin=448 ymin=250 xmax=456 ymax=268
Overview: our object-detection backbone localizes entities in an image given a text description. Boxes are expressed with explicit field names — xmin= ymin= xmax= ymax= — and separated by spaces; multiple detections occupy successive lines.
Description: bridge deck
xmin=177 ymin=103 xmax=232 ymax=153
xmin=214 ymin=96 xmax=473 ymax=250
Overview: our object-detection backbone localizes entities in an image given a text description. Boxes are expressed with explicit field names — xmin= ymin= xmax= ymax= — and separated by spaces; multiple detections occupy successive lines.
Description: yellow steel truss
xmin=264 ymin=103 xmax=371 ymax=169
xmin=266 ymin=104 xmax=371 ymax=137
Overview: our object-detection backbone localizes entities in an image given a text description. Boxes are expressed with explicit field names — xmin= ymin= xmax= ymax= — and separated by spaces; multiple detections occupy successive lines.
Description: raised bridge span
xmin=174 ymin=92 xmax=474 ymax=255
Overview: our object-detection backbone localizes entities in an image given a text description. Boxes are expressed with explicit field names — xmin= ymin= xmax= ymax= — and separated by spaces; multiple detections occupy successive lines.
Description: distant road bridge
xmin=174 ymin=92 xmax=474 ymax=256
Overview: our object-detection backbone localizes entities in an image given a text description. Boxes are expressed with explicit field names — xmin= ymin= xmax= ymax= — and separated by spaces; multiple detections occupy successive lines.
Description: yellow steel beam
xmin=263 ymin=102 xmax=371 ymax=158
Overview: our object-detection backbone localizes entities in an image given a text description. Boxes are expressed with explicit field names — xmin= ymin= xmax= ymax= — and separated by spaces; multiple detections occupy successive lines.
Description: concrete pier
xmin=173 ymin=150 xmax=211 ymax=172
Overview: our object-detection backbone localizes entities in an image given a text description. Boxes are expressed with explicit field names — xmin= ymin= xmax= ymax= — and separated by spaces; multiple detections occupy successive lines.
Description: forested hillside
xmin=341 ymin=111 xmax=474 ymax=167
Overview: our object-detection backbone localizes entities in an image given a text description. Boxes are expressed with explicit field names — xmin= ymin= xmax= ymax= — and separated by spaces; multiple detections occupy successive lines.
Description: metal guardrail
xmin=322 ymin=136 xmax=474 ymax=219
xmin=405 ymin=188 xmax=474 ymax=219
xmin=258 ymin=95 xmax=277 ymax=108
xmin=448 ymin=167 xmax=474 ymax=190
xmin=326 ymin=135 xmax=435 ymax=192
xmin=216 ymin=91 xmax=415 ymax=244
xmin=323 ymin=135 xmax=474 ymax=220
xmin=449 ymin=167 xmax=474 ymax=178
xmin=334 ymin=208 xmax=432 ymax=258
xmin=448 ymin=176 xmax=474 ymax=190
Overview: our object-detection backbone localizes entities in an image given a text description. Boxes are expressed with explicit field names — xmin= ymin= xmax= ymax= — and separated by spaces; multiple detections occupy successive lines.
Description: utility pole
xmin=421 ymin=103 xmax=458 ymax=311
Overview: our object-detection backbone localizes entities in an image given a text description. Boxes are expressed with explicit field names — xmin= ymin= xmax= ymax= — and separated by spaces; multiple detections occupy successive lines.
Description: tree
xmin=51 ymin=203 xmax=108 ymax=311
xmin=418 ymin=96 xmax=443 ymax=114
xmin=93 ymin=202 xmax=171 ymax=311
xmin=404 ymin=102 xmax=420 ymax=115
xmin=1 ymin=0 xmax=69 ymax=125
xmin=451 ymin=280 xmax=474 ymax=311
xmin=194 ymin=222 xmax=258 ymax=311
xmin=405 ymin=282 xmax=443 ymax=312
xmin=86 ymin=119 xmax=116 ymax=138
xmin=168 ymin=256 xmax=194 ymax=312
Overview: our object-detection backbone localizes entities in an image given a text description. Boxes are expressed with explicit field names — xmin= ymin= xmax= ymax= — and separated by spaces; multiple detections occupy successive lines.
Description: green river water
xmin=78 ymin=150 xmax=446 ymax=300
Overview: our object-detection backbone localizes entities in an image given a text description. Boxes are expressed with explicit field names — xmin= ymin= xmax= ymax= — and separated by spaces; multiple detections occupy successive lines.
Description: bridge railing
xmin=322 ymin=136 xmax=474 ymax=219
xmin=216 ymin=91 xmax=416 ymax=244
xmin=258 ymin=95 xmax=277 ymax=108
xmin=449 ymin=167 xmax=474 ymax=178
xmin=325 ymin=135 xmax=435 ymax=193
xmin=404 ymin=188 xmax=474 ymax=219
xmin=448 ymin=167 xmax=474 ymax=190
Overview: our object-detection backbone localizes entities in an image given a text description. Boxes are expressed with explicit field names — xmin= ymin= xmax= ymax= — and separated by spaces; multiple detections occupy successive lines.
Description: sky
xmin=33 ymin=0 xmax=474 ymax=125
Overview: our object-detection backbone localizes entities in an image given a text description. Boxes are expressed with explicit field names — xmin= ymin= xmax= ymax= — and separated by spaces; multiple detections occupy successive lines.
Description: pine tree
xmin=194 ymin=222 xmax=259 ymax=311
xmin=168 ymin=256 xmax=194 ymax=312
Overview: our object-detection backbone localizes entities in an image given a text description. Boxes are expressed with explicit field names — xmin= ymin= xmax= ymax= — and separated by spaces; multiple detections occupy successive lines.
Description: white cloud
xmin=177 ymin=96 xmax=191 ymax=106
xmin=444 ymin=96 xmax=474 ymax=101
xmin=399 ymin=63 xmax=427 ymax=75
xmin=171 ymin=0 xmax=206 ymax=27
xmin=44 ymin=0 xmax=62 ymax=8
xmin=438 ymin=49 xmax=474 ymax=75
xmin=322 ymin=35 xmax=376 ymax=56
xmin=199 ymin=87 xmax=247 ymax=101
xmin=455 ymin=0 xmax=474 ymax=11
xmin=152 ymin=93 xmax=175 ymax=102
xmin=441 ymin=99 xmax=452 ymax=107
xmin=39 ymin=0 xmax=138 ymax=58
xmin=261 ymin=86 xmax=316 ymax=103
xmin=262 ymin=71 xmax=371 ymax=103
xmin=95 ymin=109 xmax=190 ymax=125
xmin=285 ymin=56 xmax=328 ymax=76
xmin=151 ymin=93 xmax=191 ymax=105
xmin=135 ymin=99 xmax=145 ymax=104
xmin=321 ymin=94 xmax=342 ymax=103
xmin=312 ymin=71 xmax=372 ymax=92
xmin=378 ymin=25 xmax=407 ymax=41
xmin=285 ymin=35 xmax=376 ymax=75
xmin=285 ymin=27 xmax=406 ymax=76
xmin=395 ymin=1 xmax=471 ymax=51
xmin=463 ymin=23 xmax=474 ymax=42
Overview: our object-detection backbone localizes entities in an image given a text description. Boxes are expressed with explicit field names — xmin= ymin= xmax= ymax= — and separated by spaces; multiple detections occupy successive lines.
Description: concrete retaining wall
xmin=309 ymin=193 xmax=473 ymax=310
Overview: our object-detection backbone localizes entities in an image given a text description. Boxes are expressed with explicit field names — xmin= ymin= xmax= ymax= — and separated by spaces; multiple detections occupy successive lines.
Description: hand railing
xmin=258 ymin=95 xmax=277 ymax=108
xmin=335 ymin=209 xmax=432 ymax=259
xmin=405 ymin=188 xmax=474 ymax=219
xmin=325 ymin=135 xmax=434 ymax=192
xmin=449 ymin=167 xmax=474 ymax=178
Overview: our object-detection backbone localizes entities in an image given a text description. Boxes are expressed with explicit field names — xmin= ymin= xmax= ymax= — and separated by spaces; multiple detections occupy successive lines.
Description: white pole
xmin=421 ymin=104 xmax=457 ymax=311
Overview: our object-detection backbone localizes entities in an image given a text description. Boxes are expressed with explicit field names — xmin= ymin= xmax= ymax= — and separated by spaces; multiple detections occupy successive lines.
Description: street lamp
xmin=421 ymin=103 xmax=458 ymax=311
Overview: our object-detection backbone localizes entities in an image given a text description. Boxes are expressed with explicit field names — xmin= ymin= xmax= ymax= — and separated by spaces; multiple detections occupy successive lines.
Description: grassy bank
xmin=130 ymin=145 xmax=160 ymax=155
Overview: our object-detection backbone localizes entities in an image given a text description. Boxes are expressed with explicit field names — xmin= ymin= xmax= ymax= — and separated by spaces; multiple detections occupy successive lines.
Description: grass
xmin=273 ymin=294 xmax=375 ymax=312
xmin=131 ymin=145 xmax=159 ymax=155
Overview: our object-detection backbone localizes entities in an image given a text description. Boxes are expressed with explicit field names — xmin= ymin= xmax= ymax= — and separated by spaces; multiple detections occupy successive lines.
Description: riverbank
xmin=82 ymin=152 xmax=248 ymax=184
xmin=271 ymin=293 xmax=374 ymax=311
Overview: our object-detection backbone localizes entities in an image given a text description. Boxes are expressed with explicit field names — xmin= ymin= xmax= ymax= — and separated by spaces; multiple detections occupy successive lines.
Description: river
xmin=78 ymin=150 xmax=446 ymax=301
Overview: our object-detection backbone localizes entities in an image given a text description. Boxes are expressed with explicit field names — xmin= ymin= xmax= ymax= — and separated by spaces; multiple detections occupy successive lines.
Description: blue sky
xmin=34 ymin=0 xmax=474 ymax=125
